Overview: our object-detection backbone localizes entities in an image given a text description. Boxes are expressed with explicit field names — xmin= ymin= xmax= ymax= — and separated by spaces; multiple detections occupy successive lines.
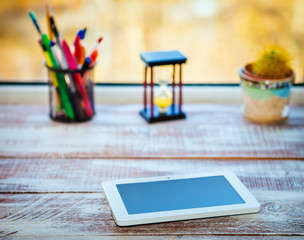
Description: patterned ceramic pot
xmin=239 ymin=64 xmax=295 ymax=123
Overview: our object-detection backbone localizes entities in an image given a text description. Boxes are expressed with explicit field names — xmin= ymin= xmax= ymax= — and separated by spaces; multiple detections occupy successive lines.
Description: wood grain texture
xmin=2 ymin=237 xmax=303 ymax=240
xmin=0 ymin=104 xmax=303 ymax=238
xmin=0 ymin=104 xmax=303 ymax=159
xmin=0 ymin=192 xmax=303 ymax=238
xmin=0 ymin=159 xmax=303 ymax=193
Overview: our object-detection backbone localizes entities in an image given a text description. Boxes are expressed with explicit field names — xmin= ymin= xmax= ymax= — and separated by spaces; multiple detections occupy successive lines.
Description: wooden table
xmin=0 ymin=104 xmax=303 ymax=239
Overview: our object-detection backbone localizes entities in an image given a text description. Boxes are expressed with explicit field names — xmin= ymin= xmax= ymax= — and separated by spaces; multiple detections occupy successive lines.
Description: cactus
xmin=252 ymin=44 xmax=292 ymax=79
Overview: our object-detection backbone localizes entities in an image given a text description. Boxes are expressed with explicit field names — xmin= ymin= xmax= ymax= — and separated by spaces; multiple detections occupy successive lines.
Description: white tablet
xmin=102 ymin=171 xmax=260 ymax=226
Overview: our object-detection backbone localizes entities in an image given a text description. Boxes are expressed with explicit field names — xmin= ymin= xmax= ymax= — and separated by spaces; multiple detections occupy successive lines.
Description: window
xmin=0 ymin=0 xmax=303 ymax=84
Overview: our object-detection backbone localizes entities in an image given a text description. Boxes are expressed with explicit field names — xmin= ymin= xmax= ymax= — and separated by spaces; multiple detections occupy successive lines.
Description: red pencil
xmin=62 ymin=39 xmax=93 ymax=117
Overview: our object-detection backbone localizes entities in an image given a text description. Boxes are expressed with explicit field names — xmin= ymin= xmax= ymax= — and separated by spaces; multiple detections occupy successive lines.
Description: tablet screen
xmin=116 ymin=175 xmax=245 ymax=214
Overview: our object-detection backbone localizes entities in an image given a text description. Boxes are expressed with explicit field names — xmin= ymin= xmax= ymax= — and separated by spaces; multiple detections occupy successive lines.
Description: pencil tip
xmin=98 ymin=37 xmax=103 ymax=43
xmin=28 ymin=10 xmax=35 ymax=19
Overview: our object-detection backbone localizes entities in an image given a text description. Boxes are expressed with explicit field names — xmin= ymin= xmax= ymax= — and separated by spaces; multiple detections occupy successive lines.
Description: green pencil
xmin=42 ymin=34 xmax=75 ymax=120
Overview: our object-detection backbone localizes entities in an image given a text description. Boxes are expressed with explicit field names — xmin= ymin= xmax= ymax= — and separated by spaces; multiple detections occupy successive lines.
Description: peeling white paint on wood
xmin=0 ymin=105 xmax=303 ymax=159
xmin=0 ymin=192 xmax=303 ymax=237
xmin=0 ymin=104 xmax=303 ymax=238
xmin=0 ymin=159 xmax=303 ymax=193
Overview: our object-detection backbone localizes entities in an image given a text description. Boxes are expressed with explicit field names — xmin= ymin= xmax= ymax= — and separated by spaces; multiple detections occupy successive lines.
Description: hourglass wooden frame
xmin=139 ymin=50 xmax=187 ymax=123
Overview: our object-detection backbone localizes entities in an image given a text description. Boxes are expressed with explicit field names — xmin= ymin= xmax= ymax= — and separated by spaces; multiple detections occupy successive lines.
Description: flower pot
xmin=239 ymin=64 xmax=295 ymax=123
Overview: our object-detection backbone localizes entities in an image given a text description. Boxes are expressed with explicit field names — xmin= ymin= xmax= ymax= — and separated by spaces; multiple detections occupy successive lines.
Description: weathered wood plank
xmin=0 ymin=105 xmax=303 ymax=159
xmin=2 ymin=237 xmax=303 ymax=240
xmin=0 ymin=159 xmax=303 ymax=193
xmin=0 ymin=191 xmax=303 ymax=237
xmin=1 ymin=237 xmax=304 ymax=240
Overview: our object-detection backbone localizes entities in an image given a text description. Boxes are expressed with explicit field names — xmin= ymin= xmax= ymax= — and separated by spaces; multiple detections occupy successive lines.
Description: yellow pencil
xmin=38 ymin=40 xmax=61 ymax=113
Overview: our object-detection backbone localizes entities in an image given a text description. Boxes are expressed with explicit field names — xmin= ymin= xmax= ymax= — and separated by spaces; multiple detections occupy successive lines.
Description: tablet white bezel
xmin=102 ymin=171 xmax=260 ymax=226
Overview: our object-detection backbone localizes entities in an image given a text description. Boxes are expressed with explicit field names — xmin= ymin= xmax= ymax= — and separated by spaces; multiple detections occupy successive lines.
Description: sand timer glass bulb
xmin=154 ymin=67 xmax=173 ymax=113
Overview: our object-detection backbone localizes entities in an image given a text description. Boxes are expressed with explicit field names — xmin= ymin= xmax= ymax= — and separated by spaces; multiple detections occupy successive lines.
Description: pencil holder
xmin=45 ymin=63 xmax=96 ymax=122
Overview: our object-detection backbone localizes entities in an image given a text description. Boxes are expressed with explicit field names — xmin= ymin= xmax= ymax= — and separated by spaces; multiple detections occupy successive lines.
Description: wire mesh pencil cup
xmin=45 ymin=63 xmax=96 ymax=122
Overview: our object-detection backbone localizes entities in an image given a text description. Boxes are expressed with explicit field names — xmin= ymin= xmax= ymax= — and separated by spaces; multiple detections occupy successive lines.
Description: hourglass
xmin=154 ymin=67 xmax=173 ymax=113
xmin=139 ymin=50 xmax=187 ymax=123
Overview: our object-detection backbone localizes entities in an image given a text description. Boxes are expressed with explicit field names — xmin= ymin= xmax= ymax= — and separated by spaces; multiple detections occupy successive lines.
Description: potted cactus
xmin=239 ymin=45 xmax=295 ymax=123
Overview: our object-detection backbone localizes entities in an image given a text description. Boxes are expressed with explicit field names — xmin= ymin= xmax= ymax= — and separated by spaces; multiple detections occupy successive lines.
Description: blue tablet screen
xmin=116 ymin=175 xmax=245 ymax=214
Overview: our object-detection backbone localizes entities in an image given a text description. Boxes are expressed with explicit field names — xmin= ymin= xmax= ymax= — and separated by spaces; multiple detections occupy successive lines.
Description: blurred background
xmin=0 ymin=0 xmax=303 ymax=83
